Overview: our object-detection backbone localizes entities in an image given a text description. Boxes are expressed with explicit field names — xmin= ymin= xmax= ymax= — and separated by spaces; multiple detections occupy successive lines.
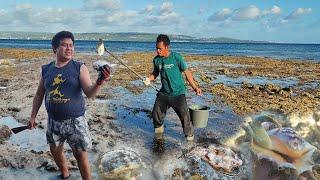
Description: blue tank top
xmin=42 ymin=60 xmax=85 ymax=120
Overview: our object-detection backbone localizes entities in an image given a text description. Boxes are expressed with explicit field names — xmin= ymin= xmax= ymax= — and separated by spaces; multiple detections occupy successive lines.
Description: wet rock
xmin=7 ymin=107 xmax=20 ymax=112
xmin=302 ymin=92 xmax=314 ymax=99
xmin=108 ymin=141 xmax=115 ymax=147
xmin=171 ymin=168 xmax=183 ymax=179
xmin=253 ymin=84 xmax=261 ymax=91
xmin=40 ymin=160 xmax=58 ymax=171
xmin=189 ymin=173 xmax=205 ymax=180
xmin=246 ymin=70 xmax=257 ymax=76
xmin=216 ymin=68 xmax=229 ymax=75
xmin=0 ymin=59 xmax=15 ymax=66
xmin=241 ymin=81 xmax=254 ymax=89
xmin=313 ymin=111 xmax=320 ymax=124
xmin=263 ymin=83 xmax=281 ymax=94
xmin=282 ymin=87 xmax=293 ymax=93
xmin=0 ymin=124 xmax=12 ymax=142
xmin=0 ymin=78 xmax=9 ymax=86
xmin=279 ymin=89 xmax=291 ymax=97
xmin=105 ymin=115 xmax=116 ymax=120
xmin=99 ymin=148 xmax=146 ymax=179
xmin=37 ymin=124 xmax=45 ymax=129
xmin=30 ymin=150 xmax=43 ymax=154
xmin=92 ymin=117 xmax=102 ymax=123
xmin=200 ymin=74 xmax=212 ymax=84
xmin=0 ymin=158 xmax=11 ymax=168
xmin=213 ymin=109 xmax=224 ymax=114
xmin=70 ymin=158 xmax=78 ymax=167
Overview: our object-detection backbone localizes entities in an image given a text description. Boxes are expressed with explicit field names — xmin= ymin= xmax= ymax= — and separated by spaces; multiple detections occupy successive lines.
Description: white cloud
xmin=94 ymin=11 xmax=138 ymax=25
xmin=83 ymin=0 xmax=121 ymax=11
xmin=143 ymin=12 xmax=180 ymax=26
xmin=137 ymin=2 xmax=180 ymax=26
xmin=198 ymin=8 xmax=206 ymax=14
xmin=4 ymin=3 xmax=85 ymax=28
xmin=0 ymin=9 xmax=13 ymax=24
xmin=208 ymin=8 xmax=232 ymax=22
xmin=208 ymin=5 xmax=281 ymax=24
xmin=36 ymin=8 xmax=83 ymax=25
xmin=13 ymin=3 xmax=34 ymax=24
xmin=160 ymin=2 xmax=173 ymax=14
xmin=14 ymin=3 xmax=33 ymax=11
xmin=0 ymin=9 xmax=5 ymax=16
xmin=280 ymin=19 xmax=289 ymax=25
xmin=285 ymin=8 xmax=312 ymax=20
xmin=270 ymin=6 xmax=281 ymax=15
xmin=262 ymin=5 xmax=281 ymax=16
xmin=232 ymin=5 xmax=260 ymax=21
xmin=144 ymin=5 xmax=154 ymax=13
xmin=218 ymin=19 xmax=233 ymax=28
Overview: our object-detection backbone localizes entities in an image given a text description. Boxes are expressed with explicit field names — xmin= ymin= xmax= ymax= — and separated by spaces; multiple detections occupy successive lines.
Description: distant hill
xmin=0 ymin=31 xmax=268 ymax=43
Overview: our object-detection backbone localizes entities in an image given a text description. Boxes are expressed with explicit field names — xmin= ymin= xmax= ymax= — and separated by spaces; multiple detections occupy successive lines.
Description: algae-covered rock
xmin=99 ymin=148 xmax=146 ymax=179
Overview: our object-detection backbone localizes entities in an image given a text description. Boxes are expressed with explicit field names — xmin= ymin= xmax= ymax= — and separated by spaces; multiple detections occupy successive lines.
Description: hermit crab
xmin=245 ymin=115 xmax=318 ymax=178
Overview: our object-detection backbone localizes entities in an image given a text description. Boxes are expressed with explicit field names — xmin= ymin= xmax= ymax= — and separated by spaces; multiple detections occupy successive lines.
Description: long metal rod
xmin=104 ymin=48 xmax=159 ymax=91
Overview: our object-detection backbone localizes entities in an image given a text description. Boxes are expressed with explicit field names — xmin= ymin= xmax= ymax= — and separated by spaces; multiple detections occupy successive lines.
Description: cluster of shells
xmin=187 ymin=144 xmax=242 ymax=173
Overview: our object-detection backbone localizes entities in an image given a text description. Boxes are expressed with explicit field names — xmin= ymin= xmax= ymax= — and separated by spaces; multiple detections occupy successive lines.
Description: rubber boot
xmin=186 ymin=135 xmax=194 ymax=141
xmin=154 ymin=125 xmax=164 ymax=134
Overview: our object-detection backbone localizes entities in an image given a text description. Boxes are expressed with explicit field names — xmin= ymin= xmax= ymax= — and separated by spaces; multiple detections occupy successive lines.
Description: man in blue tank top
xmin=145 ymin=34 xmax=202 ymax=141
xmin=28 ymin=31 xmax=110 ymax=180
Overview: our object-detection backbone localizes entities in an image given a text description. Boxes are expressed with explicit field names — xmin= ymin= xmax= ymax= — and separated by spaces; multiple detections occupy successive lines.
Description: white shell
xmin=187 ymin=144 xmax=242 ymax=172
xmin=96 ymin=41 xmax=105 ymax=56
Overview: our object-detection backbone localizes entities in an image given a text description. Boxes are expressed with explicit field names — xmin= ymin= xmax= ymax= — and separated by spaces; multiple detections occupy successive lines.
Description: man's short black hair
xmin=156 ymin=34 xmax=170 ymax=46
xmin=51 ymin=31 xmax=74 ymax=49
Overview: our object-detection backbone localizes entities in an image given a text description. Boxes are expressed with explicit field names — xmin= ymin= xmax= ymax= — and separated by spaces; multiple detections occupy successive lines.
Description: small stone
xmin=7 ymin=107 xmax=20 ymax=112
xmin=0 ymin=125 xmax=12 ymax=142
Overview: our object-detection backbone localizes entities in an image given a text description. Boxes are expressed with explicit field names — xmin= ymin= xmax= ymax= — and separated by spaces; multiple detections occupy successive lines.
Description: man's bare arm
xmin=29 ymin=78 xmax=45 ymax=128
xmin=80 ymin=64 xmax=110 ymax=98
xmin=184 ymin=69 xmax=202 ymax=95
xmin=80 ymin=64 xmax=102 ymax=98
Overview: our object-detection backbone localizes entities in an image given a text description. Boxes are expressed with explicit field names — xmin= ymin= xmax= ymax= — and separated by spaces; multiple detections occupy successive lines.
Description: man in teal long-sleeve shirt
xmin=145 ymin=34 xmax=202 ymax=141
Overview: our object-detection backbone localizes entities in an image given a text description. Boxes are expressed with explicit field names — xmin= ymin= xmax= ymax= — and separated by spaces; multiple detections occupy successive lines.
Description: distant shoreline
xmin=0 ymin=31 xmax=270 ymax=43
xmin=1 ymin=38 xmax=320 ymax=45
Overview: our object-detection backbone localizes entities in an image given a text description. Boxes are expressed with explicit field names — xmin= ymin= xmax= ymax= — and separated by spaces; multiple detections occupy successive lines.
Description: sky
xmin=0 ymin=0 xmax=319 ymax=43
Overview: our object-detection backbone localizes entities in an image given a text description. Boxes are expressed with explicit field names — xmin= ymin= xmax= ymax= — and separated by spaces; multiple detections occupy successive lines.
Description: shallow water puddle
xmin=0 ymin=117 xmax=101 ymax=179
xmin=299 ymin=80 xmax=320 ymax=90
xmin=0 ymin=116 xmax=48 ymax=152
xmin=211 ymin=74 xmax=298 ymax=88
xmin=189 ymin=61 xmax=299 ymax=88
xmin=100 ymin=87 xmax=243 ymax=140
xmin=188 ymin=60 xmax=250 ymax=68
xmin=0 ymin=83 xmax=243 ymax=179
xmin=94 ymin=86 xmax=245 ymax=178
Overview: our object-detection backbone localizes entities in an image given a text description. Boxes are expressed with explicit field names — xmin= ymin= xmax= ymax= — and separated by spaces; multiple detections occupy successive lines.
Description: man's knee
xmin=50 ymin=144 xmax=64 ymax=154
xmin=72 ymin=148 xmax=88 ymax=161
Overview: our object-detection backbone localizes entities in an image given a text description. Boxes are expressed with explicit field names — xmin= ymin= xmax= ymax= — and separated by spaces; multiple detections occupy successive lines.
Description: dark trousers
xmin=152 ymin=92 xmax=194 ymax=136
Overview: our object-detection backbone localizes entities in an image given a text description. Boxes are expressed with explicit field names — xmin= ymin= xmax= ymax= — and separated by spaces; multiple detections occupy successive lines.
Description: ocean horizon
xmin=1 ymin=39 xmax=319 ymax=62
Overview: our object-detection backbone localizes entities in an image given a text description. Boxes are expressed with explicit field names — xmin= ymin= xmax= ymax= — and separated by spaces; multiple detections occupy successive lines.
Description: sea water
xmin=0 ymin=39 xmax=319 ymax=62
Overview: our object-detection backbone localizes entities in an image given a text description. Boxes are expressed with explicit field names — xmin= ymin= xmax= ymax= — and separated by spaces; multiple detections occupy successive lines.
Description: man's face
xmin=156 ymin=41 xmax=169 ymax=57
xmin=54 ymin=38 xmax=74 ymax=61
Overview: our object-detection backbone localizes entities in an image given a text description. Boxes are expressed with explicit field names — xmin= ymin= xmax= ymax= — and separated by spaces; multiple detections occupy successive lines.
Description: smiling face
xmin=156 ymin=41 xmax=170 ymax=57
xmin=54 ymin=38 xmax=74 ymax=62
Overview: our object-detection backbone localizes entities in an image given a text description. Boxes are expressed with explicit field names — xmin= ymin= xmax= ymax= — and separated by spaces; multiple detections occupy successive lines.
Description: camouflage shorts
xmin=46 ymin=115 xmax=92 ymax=150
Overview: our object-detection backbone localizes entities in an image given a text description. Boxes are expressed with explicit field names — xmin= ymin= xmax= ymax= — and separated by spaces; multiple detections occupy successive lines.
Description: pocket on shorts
xmin=68 ymin=116 xmax=92 ymax=150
